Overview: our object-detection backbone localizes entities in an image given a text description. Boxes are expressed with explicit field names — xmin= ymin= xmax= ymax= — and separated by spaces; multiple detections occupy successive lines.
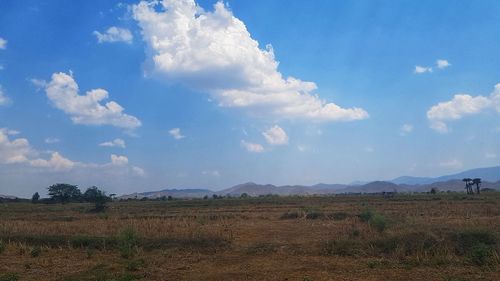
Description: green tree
xmin=47 ymin=183 xmax=81 ymax=204
xmin=83 ymin=186 xmax=110 ymax=212
xmin=31 ymin=192 xmax=40 ymax=204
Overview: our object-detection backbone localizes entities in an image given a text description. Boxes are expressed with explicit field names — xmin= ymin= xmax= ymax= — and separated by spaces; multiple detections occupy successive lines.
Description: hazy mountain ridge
xmin=115 ymin=166 xmax=500 ymax=199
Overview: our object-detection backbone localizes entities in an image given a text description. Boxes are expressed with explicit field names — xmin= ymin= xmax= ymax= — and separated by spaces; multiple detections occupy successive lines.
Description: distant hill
xmin=0 ymin=194 xmax=17 ymax=199
xmin=118 ymin=166 xmax=500 ymax=199
xmin=119 ymin=188 xmax=214 ymax=199
xmin=391 ymin=166 xmax=500 ymax=185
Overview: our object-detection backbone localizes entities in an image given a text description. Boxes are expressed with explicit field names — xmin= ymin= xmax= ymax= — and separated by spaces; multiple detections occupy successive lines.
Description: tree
xmin=462 ymin=178 xmax=473 ymax=195
xmin=83 ymin=186 xmax=110 ymax=212
xmin=472 ymin=178 xmax=482 ymax=194
xmin=31 ymin=192 xmax=40 ymax=204
xmin=430 ymin=188 xmax=438 ymax=194
xmin=47 ymin=183 xmax=81 ymax=204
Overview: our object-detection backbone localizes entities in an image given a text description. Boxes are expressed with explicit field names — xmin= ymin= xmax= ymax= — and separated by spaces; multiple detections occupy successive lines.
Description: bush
xmin=118 ymin=227 xmax=140 ymax=259
xmin=358 ymin=209 xmax=374 ymax=222
xmin=126 ymin=259 xmax=145 ymax=271
xmin=370 ymin=214 xmax=387 ymax=233
xmin=30 ymin=246 xmax=41 ymax=257
xmin=331 ymin=212 xmax=348 ymax=221
xmin=324 ymin=239 xmax=358 ymax=256
xmin=454 ymin=229 xmax=496 ymax=255
xmin=0 ymin=240 xmax=5 ymax=254
xmin=0 ymin=273 xmax=19 ymax=281
xmin=469 ymin=243 xmax=493 ymax=266
xmin=280 ymin=211 xmax=300 ymax=220
xmin=305 ymin=210 xmax=325 ymax=220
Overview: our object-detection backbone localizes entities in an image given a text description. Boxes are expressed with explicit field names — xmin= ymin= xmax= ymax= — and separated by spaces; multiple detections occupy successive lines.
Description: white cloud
xmin=169 ymin=128 xmax=185 ymax=140
xmin=30 ymin=152 xmax=76 ymax=171
xmin=0 ymin=37 xmax=6 ymax=49
xmin=414 ymin=66 xmax=433 ymax=74
xmin=436 ymin=59 xmax=451 ymax=69
xmin=262 ymin=125 xmax=288 ymax=145
xmin=485 ymin=153 xmax=497 ymax=159
xmin=111 ymin=154 xmax=129 ymax=165
xmin=0 ymin=85 xmax=11 ymax=106
xmin=0 ymin=128 xmax=144 ymax=175
xmin=99 ymin=138 xmax=126 ymax=148
xmin=93 ymin=26 xmax=133 ymax=44
xmin=202 ymin=170 xmax=220 ymax=177
xmin=241 ymin=140 xmax=264 ymax=153
xmin=40 ymin=72 xmax=141 ymax=129
xmin=439 ymin=159 xmax=463 ymax=169
xmin=427 ymin=84 xmax=500 ymax=133
xmin=132 ymin=0 xmax=368 ymax=122
xmin=0 ymin=65 xmax=4 ymax=70
xmin=132 ymin=166 xmax=145 ymax=176
xmin=44 ymin=138 xmax=60 ymax=144
xmin=399 ymin=123 xmax=413 ymax=136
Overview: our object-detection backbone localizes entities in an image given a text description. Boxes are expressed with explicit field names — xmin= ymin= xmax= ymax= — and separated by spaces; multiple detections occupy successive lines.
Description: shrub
xmin=331 ymin=212 xmax=348 ymax=221
xmin=30 ymin=246 xmax=41 ymax=257
xmin=469 ymin=243 xmax=493 ymax=266
xmin=0 ymin=273 xmax=19 ymax=281
xmin=0 ymin=240 xmax=5 ymax=254
xmin=280 ymin=211 xmax=300 ymax=220
xmin=324 ymin=239 xmax=358 ymax=256
xmin=358 ymin=209 xmax=374 ymax=222
xmin=305 ymin=210 xmax=325 ymax=220
xmin=126 ymin=259 xmax=145 ymax=271
xmin=372 ymin=237 xmax=398 ymax=255
xmin=118 ymin=227 xmax=140 ymax=259
xmin=454 ymin=229 xmax=496 ymax=255
xmin=370 ymin=214 xmax=387 ymax=233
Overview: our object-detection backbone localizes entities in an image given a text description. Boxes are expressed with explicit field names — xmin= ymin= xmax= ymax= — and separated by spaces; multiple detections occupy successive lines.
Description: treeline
xmin=30 ymin=183 xmax=113 ymax=212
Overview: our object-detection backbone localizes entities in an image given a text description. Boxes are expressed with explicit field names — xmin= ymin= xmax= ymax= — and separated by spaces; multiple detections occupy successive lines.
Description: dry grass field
xmin=1 ymin=193 xmax=499 ymax=281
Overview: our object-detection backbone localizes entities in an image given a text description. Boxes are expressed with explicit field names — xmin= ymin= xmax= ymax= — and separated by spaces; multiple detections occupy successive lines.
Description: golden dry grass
xmin=0 ymin=193 xmax=499 ymax=280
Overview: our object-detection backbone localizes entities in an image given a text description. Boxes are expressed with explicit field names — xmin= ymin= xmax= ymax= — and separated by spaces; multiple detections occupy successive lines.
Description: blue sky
xmin=1 ymin=0 xmax=500 ymax=197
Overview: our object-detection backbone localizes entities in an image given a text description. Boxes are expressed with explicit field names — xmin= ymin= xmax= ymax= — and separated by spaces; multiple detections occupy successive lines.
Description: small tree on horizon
xmin=472 ymin=178 xmax=482 ymax=194
xmin=83 ymin=186 xmax=110 ymax=212
xmin=31 ymin=192 xmax=40 ymax=204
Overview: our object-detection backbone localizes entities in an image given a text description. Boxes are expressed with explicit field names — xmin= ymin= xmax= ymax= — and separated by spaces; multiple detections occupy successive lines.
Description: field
xmin=0 ymin=193 xmax=499 ymax=281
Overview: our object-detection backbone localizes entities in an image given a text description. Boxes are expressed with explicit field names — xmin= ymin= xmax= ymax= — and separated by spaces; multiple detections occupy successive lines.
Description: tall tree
xmin=472 ymin=178 xmax=482 ymax=194
xmin=47 ymin=183 xmax=81 ymax=204
xmin=462 ymin=178 xmax=473 ymax=194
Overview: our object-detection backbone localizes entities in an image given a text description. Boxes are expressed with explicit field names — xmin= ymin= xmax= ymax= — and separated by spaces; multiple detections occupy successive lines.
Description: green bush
xmin=370 ymin=214 xmax=387 ymax=233
xmin=0 ymin=240 xmax=5 ymax=254
xmin=30 ymin=246 xmax=41 ymax=257
xmin=469 ymin=243 xmax=493 ymax=266
xmin=324 ymin=239 xmax=358 ymax=256
xmin=280 ymin=211 xmax=300 ymax=219
xmin=0 ymin=273 xmax=19 ymax=281
xmin=331 ymin=212 xmax=348 ymax=221
xmin=126 ymin=259 xmax=145 ymax=271
xmin=358 ymin=209 xmax=374 ymax=222
xmin=454 ymin=229 xmax=496 ymax=255
xmin=118 ymin=227 xmax=140 ymax=259
xmin=305 ymin=210 xmax=324 ymax=220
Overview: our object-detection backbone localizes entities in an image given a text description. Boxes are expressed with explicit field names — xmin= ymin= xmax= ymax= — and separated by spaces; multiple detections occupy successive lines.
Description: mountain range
xmin=119 ymin=166 xmax=500 ymax=199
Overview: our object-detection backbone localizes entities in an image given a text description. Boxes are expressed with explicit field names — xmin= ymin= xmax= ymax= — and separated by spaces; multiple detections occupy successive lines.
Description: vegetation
xmin=0 ymin=191 xmax=498 ymax=280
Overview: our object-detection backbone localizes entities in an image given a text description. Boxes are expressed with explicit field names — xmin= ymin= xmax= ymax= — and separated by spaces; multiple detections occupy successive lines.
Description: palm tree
xmin=472 ymin=178 xmax=482 ymax=194
xmin=462 ymin=178 xmax=473 ymax=194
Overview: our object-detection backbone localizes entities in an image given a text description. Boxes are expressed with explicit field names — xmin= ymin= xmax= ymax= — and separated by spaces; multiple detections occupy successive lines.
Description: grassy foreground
xmin=0 ymin=193 xmax=499 ymax=281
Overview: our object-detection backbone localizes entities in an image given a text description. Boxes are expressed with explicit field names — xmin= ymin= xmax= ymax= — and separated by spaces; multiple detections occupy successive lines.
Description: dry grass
xmin=0 ymin=193 xmax=499 ymax=280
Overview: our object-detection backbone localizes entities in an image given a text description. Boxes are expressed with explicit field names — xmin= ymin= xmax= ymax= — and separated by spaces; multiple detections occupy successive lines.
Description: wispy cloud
xmin=93 ymin=26 xmax=133 ymax=44
xmin=241 ymin=140 xmax=264 ymax=153
xmin=169 ymin=128 xmax=185 ymax=140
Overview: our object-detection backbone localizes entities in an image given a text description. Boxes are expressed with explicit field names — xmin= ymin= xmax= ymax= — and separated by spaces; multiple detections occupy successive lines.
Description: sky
xmin=1 ymin=0 xmax=500 ymax=197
